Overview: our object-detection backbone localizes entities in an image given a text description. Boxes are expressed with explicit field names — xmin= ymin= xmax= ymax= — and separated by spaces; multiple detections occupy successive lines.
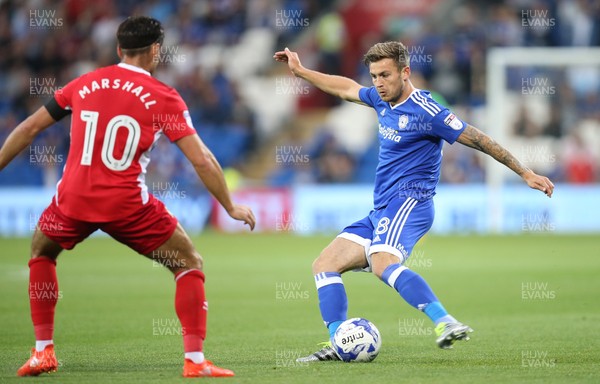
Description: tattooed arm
xmin=456 ymin=125 xmax=554 ymax=197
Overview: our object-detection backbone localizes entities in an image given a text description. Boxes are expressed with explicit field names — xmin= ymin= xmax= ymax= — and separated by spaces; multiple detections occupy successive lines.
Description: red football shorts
xmin=37 ymin=195 xmax=178 ymax=255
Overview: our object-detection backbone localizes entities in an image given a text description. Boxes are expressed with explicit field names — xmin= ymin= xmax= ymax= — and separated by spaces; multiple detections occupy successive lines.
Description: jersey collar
xmin=118 ymin=62 xmax=151 ymax=77
xmin=389 ymin=88 xmax=420 ymax=110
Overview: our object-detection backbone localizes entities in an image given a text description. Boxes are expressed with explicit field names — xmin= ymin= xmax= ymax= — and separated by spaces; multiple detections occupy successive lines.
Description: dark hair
xmin=117 ymin=16 xmax=164 ymax=56
xmin=363 ymin=41 xmax=410 ymax=70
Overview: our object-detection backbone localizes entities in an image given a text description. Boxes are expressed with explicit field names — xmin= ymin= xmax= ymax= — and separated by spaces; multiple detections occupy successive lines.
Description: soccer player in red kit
xmin=0 ymin=16 xmax=255 ymax=378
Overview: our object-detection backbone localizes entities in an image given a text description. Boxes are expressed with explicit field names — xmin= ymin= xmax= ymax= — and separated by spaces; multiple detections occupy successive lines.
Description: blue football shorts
xmin=337 ymin=195 xmax=434 ymax=272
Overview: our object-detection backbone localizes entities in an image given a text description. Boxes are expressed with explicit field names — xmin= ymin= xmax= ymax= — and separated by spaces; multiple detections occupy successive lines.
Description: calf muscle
xmin=144 ymin=223 xmax=202 ymax=274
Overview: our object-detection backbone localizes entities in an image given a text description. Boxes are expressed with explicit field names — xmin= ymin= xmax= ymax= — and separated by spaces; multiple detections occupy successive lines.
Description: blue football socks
xmin=381 ymin=264 xmax=456 ymax=325
xmin=315 ymin=272 xmax=347 ymax=338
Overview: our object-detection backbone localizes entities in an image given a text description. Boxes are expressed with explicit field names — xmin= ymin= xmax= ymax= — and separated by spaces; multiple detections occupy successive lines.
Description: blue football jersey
xmin=358 ymin=87 xmax=467 ymax=208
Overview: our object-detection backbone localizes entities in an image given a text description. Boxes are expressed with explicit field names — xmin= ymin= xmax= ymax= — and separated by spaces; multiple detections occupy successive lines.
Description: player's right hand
xmin=227 ymin=204 xmax=256 ymax=231
xmin=273 ymin=47 xmax=302 ymax=76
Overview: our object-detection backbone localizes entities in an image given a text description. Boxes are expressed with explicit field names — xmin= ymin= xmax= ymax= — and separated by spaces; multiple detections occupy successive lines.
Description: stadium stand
xmin=0 ymin=0 xmax=598 ymax=190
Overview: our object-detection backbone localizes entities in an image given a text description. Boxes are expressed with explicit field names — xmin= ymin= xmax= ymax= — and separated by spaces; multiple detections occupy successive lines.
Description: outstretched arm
xmin=457 ymin=124 xmax=554 ymax=197
xmin=273 ymin=47 xmax=364 ymax=103
xmin=176 ymin=134 xmax=256 ymax=230
xmin=0 ymin=106 xmax=56 ymax=171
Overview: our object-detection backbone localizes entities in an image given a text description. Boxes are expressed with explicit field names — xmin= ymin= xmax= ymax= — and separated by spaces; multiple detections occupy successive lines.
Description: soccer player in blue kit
xmin=274 ymin=42 xmax=554 ymax=361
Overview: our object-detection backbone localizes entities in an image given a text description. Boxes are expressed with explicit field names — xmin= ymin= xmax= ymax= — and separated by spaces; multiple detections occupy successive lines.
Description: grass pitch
xmin=0 ymin=232 xmax=599 ymax=383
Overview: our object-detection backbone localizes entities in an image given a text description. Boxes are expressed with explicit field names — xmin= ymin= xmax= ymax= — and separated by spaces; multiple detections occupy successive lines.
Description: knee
xmin=165 ymin=250 xmax=203 ymax=274
xmin=371 ymin=252 xmax=401 ymax=280
xmin=312 ymin=250 xmax=339 ymax=274
xmin=373 ymin=267 xmax=389 ymax=280
xmin=372 ymin=259 xmax=389 ymax=280
xmin=30 ymin=230 xmax=61 ymax=260
xmin=184 ymin=251 xmax=203 ymax=271
xmin=30 ymin=246 xmax=44 ymax=259
xmin=31 ymin=244 xmax=56 ymax=260
xmin=311 ymin=256 xmax=324 ymax=274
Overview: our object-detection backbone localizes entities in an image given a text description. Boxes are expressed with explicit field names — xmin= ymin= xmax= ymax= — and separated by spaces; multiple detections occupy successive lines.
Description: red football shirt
xmin=53 ymin=63 xmax=196 ymax=221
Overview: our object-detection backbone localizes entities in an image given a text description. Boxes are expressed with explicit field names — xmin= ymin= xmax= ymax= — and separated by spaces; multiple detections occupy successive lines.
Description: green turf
xmin=1 ymin=233 xmax=599 ymax=383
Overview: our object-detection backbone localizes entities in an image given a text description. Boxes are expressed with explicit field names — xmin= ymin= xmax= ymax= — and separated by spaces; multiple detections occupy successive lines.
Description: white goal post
xmin=486 ymin=47 xmax=600 ymax=232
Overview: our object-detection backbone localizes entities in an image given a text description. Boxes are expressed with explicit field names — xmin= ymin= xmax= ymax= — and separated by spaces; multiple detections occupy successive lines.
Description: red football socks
xmin=28 ymin=259 xmax=208 ymax=353
xmin=175 ymin=269 xmax=207 ymax=352
xmin=28 ymin=257 xmax=59 ymax=341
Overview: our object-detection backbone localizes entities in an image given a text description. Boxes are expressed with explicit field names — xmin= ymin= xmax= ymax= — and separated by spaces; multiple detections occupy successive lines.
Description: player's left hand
xmin=227 ymin=204 xmax=256 ymax=231
xmin=523 ymin=171 xmax=554 ymax=198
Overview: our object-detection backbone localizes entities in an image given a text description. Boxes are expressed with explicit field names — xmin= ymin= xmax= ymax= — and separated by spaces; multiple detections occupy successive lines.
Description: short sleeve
xmin=54 ymin=77 xmax=78 ymax=110
xmin=429 ymin=109 xmax=467 ymax=144
xmin=160 ymin=90 xmax=197 ymax=142
xmin=358 ymin=86 xmax=379 ymax=108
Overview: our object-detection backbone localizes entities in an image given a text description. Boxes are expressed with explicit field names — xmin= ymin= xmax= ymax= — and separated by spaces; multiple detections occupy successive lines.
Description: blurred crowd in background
xmin=0 ymin=0 xmax=599 ymax=192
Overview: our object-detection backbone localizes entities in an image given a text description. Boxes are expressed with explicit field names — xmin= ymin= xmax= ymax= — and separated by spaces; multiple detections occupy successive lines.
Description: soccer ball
xmin=332 ymin=317 xmax=381 ymax=362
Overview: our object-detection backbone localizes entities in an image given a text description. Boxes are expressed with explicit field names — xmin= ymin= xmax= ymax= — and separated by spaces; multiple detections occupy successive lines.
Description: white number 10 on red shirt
xmin=80 ymin=110 xmax=141 ymax=171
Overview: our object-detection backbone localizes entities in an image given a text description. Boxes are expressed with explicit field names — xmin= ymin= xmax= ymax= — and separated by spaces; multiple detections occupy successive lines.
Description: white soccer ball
xmin=332 ymin=317 xmax=381 ymax=362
